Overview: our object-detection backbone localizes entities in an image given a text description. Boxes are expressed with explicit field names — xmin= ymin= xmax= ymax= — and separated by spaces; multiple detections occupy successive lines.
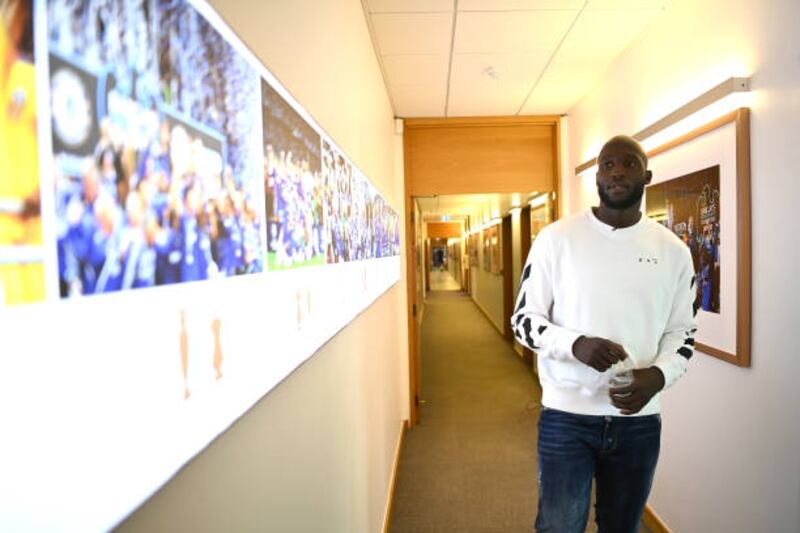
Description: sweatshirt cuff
xmin=558 ymin=329 xmax=583 ymax=361
xmin=652 ymin=359 xmax=680 ymax=389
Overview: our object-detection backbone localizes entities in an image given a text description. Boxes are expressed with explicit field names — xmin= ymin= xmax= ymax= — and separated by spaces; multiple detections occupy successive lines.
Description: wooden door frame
xmin=519 ymin=205 xmax=534 ymax=363
xmin=403 ymin=115 xmax=560 ymax=427
xmin=501 ymin=215 xmax=514 ymax=341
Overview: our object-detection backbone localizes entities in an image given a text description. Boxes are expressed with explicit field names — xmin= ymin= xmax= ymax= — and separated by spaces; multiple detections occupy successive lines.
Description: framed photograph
xmin=469 ymin=233 xmax=479 ymax=266
xmin=482 ymin=228 xmax=490 ymax=271
xmin=489 ymin=225 xmax=500 ymax=274
xmin=645 ymin=108 xmax=751 ymax=367
xmin=647 ymin=166 xmax=721 ymax=313
xmin=531 ymin=203 xmax=548 ymax=240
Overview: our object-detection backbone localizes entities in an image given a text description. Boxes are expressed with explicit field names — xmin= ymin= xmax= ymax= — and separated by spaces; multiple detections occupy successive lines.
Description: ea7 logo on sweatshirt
xmin=638 ymin=256 xmax=659 ymax=264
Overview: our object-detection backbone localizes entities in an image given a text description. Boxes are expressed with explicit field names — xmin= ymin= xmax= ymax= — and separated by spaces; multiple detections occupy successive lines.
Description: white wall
xmin=565 ymin=0 xmax=800 ymax=531
xmin=117 ymin=0 xmax=408 ymax=531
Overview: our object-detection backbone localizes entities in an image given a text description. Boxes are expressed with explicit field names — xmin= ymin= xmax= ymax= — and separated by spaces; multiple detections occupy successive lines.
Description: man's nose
xmin=609 ymin=166 xmax=626 ymax=179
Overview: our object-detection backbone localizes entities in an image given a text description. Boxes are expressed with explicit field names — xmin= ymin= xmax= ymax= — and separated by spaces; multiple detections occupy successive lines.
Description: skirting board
xmin=381 ymin=419 xmax=407 ymax=533
xmin=643 ymin=504 xmax=672 ymax=533
xmin=470 ymin=296 xmax=505 ymax=337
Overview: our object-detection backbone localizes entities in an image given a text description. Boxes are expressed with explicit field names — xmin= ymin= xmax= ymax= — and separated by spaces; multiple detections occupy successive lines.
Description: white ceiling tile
xmin=454 ymin=10 xmax=579 ymax=53
xmin=391 ymin=84 xmax=447 ymax=117
xmin=459 ymin=0 xmax=584 ymax=10
xmin=367 ymin=0 xmax=454 ymax=13
xmin=447 ymin=82 xmax=530 ymax=116
xmin=450 ymin=52 xmax=550 ymax=85
xmin=371 ymin=13 xmax=454 ymax=55
xmin=519 ymin=61 xmax=605 ymax=114
xmin=539 ymin=54 xmax=610 ymax=83
xmin=520 ymin=80 xmax=586 ymax=114
xmin=519 ymin=6 xmax=662 ymax=114
xmin=562 ymin=8 xmax=661 ymax=54
xmin=382 ymin=54 xmax=449 ymax=86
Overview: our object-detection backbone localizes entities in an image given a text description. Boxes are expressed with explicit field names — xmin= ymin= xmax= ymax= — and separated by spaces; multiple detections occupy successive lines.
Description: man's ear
xmin=644 ymin=170 xmax=653 ymax=184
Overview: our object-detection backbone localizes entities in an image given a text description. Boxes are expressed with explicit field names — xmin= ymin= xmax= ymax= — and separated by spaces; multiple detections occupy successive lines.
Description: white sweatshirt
xmin=511 ymin=209 xmax=697 ymax=416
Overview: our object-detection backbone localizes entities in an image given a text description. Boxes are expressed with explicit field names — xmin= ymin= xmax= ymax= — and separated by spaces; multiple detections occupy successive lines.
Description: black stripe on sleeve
xmin=522 ymin=318 xmax=539 ymax=350
xmin=521 ymin=263 xmax=532 ymax=283
xmin=677 ymin=346 xmax=693 ymax=359
xmin=514 ymin=292 xmax=526 ymax=313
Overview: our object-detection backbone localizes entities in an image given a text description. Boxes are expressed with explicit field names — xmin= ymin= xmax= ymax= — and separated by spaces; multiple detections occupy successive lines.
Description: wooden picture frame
xmin=469 ymin=233 xmax=478 ymax=266
xmin=490 ymin=225 xmax=500 ymax=274
xmin=482 ymin=228 xmax=490 ymax=271
xmin=531 ymin=203 xmax=548 ymax=240
xmin=644 ymin=108 xmax=751 ymax=367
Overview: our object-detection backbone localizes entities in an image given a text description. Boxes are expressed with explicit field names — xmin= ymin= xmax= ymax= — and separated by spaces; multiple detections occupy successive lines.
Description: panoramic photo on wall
xmin=0 ymin=1 xmax=401 ymax=531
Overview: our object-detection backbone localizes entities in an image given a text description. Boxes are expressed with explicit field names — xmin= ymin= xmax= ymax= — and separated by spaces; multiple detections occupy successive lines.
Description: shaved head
xmin=599 ymin=135 xmax=648 ymax=167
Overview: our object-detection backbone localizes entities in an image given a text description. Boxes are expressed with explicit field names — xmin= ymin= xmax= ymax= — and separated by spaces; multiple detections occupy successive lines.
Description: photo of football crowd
xmin=49 ymin=0 xmax=264 ymax=297
xmin=647 ymin=165 xmax=721 ymax=314
xmin=262 ymin=80 xmax=325 ymax=270
xmin=322 ymin=140 xmax=400 ymax=264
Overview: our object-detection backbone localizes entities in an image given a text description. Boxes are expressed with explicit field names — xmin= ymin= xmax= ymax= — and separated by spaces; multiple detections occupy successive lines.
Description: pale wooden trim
xmin=404 ymin=117 xmax=558 ymax=197
xmin=575 ymin=158 xmax=597 ymax=175
xmin=695 ymin=342 xmax=738 ymax=366
xmin=553 ymin=118 xmax=562 ymax=220
xmin=381 ymin=420 xmax=407 ymax=533
xmin=501 ymin=215 xmax=514 ymax=340
xmin=404 ymin=115 xmax=560 ymax=128
xmin=646 ymin=109 xmax=740 ymax=159
xmin=426 ymin=222 xmax=461 ymax=239
xmin=643 ymin=504 xmax=673 ymax=533
xmin=633 ymin=77 xmax=749 ymax=142
xmin=734 ymin=108 xmax=752 ymax=367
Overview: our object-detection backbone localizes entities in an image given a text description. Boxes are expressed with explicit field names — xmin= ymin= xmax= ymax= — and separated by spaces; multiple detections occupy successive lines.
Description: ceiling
xmin=362 ymin=0 xmax=671 ymax=117
xmin=417 ymin=192 xmax=543 ymax=226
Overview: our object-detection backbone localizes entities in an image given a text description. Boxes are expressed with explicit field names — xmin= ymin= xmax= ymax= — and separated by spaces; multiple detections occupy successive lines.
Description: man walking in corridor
xmin=511 ymin=135 xmax=697 ymax=532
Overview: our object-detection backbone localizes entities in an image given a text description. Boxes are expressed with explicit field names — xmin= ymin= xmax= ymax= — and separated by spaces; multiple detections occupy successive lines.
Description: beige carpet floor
xmin=389 ymin=290 xmax=651 ymax=533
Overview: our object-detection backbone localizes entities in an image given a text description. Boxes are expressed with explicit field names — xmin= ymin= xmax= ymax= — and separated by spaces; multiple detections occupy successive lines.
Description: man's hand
xmin=572 ymin=335 xmax=628 ymax=372
xmin=609 ymin=367 xmax=665 ymax=415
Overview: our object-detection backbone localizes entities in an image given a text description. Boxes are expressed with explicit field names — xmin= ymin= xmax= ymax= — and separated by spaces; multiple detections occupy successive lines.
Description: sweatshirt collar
xmin=585 ymin=208 xmax=648 ymax=237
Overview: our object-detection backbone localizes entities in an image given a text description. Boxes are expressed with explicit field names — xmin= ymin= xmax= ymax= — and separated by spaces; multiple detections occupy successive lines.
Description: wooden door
xmin=502 ymin=215 xmax=513 ymax=341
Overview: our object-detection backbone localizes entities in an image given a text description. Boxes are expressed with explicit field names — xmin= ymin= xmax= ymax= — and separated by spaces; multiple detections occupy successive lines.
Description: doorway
xmin=403 ymin=116 xmax=561 ymax=425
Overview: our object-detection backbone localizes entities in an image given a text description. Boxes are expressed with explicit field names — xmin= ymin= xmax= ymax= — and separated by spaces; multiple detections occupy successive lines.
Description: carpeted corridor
xmin=389 ymin=290 xmax=651 ymax=533
xmin=389 ymin=290 xmax=541 ymax=532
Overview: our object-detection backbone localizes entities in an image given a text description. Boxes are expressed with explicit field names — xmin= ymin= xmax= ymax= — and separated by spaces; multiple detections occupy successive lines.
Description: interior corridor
xmin=389 ymin=291 xmax=652 ymax=533
xmin=428 ymin=270 xmax=462 ymax=291
xmin=390 ymin=290 xmax=541 ymax=532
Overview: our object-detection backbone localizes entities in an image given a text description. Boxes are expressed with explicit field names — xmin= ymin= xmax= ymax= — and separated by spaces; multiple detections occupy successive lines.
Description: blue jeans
xmin=535 ymin=407 xmax=661 ymax=533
